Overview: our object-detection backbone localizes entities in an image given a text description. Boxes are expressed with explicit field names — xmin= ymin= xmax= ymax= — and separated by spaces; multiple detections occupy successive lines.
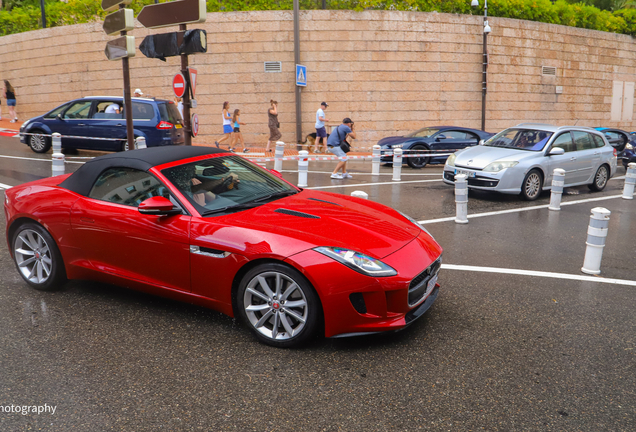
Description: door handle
xmin=116 ymin=124 xmax=123 ymax=127
xmin=78 ymin=123 xmax=85 ymax=126
xmin=570 ymin=157 xmax=576 ymax=161
xmin=80 ymin=217 xmax=94 ymax=223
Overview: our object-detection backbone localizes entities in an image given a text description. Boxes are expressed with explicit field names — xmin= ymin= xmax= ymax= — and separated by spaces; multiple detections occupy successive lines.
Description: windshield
xmin=162 ymin=155 xmax=297 ymax=216
xmin=405 ymin=128 xmax=440 ymax=138
xmin=484 ymin=128 xmax=553 ymax=151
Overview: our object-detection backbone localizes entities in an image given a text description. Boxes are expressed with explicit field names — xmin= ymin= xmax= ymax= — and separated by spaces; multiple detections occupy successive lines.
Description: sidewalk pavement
xmin=192 ymin=141 xmax=372 ymax=157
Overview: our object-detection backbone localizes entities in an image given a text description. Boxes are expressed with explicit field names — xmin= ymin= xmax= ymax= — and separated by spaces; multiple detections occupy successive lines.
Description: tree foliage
xmin=1 ymin=0 xmax=636 ymax=37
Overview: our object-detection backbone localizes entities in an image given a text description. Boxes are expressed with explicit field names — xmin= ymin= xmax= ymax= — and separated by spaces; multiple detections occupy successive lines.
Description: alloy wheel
xmin=243 ymin=271 xmax=309 ymax=341
xmin=524 ymin=172 xmax=541 ymax=199
xmin=14 ymin=229 xmax=53 ymax=284
xmin=595 ymin=166 xmax=608 ymax=189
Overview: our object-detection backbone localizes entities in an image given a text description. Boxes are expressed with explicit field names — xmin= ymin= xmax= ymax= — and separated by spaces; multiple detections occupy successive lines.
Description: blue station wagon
xmin=20 ymin=96 xmax=185 ymax=153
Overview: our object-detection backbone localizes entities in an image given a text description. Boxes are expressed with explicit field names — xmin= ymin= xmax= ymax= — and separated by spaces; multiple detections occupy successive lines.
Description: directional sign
xmin=188 ymin=67 xmax=198 ymax=98
xmin=173 ymin=73 xmax=187 ymax=98
xmin=103 ymin=8 xmax=134 ymax=36
xmin=138 ymin=0 xmax=207 ymax=29
xmin=296 ymin=64 xmax=307 ymax=87
xmin=102 ymin=0 xmax=132 ymax=13
xmin=139 ymin=30 xmax=207 ymax=61
xmin=104 ymin=36 xmax=135 ymax=61
xmin=191 ymin=114 xmax=199 ymax=137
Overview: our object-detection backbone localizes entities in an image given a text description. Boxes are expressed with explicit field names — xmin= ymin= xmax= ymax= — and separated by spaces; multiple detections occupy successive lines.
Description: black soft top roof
xmin=60 ymin=146 xmax=225 ymax=196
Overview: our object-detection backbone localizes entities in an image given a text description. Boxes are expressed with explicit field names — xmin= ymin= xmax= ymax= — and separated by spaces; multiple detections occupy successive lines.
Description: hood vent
xmin=307 ymin=197 xmax=342 ymax=206
xmin=274 ymin=208 xmax=320 ymax=219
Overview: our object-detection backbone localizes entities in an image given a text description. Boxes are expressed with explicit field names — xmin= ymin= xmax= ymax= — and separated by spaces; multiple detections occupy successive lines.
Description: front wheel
xmin=520 ymin=169 xmax=543 ymax=201
xmin=588 ymin=165 xmax=609 ymax=191
xmin=406 ymin=145 xmax=431 ymax=169
xmin=11 ymin=223 xmax=67 ymax=291
xmin=28 ymin=131 xmax=51 ymax=153
xmin=237 ymin=263 xmax=321 ymax=348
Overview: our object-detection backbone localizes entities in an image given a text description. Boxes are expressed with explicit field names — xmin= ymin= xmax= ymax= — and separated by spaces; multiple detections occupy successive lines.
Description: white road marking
xmin=306 ymin=179 xmax=442 ymax=190
xmin=0 ymin=182 xmax=12 ymax=189
xmin=442 ymin=263 xmax=636 ymax=287
xmin=419 ymin=194 xmax=628 ymax=224
xmin=281 ymin=169 xmax=441 ymax=176
xmin=0 ymin=154 xmax=84 ymax=164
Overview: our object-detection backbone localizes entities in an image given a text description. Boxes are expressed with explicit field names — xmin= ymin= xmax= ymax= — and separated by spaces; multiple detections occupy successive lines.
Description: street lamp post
xmin=471 ymin=0 xmax=491 ymax=131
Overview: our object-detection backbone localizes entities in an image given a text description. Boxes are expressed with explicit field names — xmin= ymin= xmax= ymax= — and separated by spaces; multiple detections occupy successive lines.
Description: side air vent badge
xmin=274 ymin=208 xmax=320 ymax=219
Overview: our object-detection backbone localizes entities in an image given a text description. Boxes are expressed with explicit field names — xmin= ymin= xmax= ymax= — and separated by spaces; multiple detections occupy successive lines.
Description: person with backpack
xmin=327 ymin=118 xmax=356 ymax=179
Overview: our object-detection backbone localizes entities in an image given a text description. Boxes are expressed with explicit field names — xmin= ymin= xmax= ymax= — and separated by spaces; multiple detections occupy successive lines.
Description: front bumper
xmin=442 ymin=164 xmax=525 ymax=194
xmin=286 ymin=230 xmax=443 ymax=338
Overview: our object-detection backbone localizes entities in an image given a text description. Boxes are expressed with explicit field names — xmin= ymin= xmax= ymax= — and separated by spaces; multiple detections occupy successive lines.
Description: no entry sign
xmin=173 ymin=72 xmax=187 ymax=98
xmin=191 ymin=113 xmax=199 ymax=137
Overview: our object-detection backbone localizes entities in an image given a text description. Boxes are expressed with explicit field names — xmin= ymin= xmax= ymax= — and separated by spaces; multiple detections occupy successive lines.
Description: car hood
xmin=454 ymin=146 xmax=538 ymax=169
xmin=199 ymin=190 xmax=423 ymax=260
xmin=377 ymin=136 xmax=407 ymax=147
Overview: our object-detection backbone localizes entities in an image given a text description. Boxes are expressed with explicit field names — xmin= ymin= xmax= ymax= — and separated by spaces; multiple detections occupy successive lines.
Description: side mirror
xmin=138 ymin=196 xmax=182 ymax=216
xmin=435 ymin=134 xmax=447 ymax=142
xmin=268 ymin=169 xmax=284 ymax=179
xmin=478 ymin=139 xmax=484 ymax=145
xmin=57 ymin=114 xmax=64 ymax=121
xmin=549 ymin=147 xmax=565 ymax=156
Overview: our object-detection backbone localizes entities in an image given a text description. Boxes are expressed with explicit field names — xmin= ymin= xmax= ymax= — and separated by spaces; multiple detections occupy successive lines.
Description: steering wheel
xmin=221 ymin=175 xmax=239 ymax=190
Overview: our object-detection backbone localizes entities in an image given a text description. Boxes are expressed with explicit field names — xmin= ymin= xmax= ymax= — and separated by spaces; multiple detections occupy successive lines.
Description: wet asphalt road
xmin=0 ymin=135 xmax=635 ymax=431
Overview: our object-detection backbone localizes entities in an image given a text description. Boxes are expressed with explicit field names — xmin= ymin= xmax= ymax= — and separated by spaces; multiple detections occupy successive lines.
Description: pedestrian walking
xmin=215 ymin=101 xmax=234 ymax=151
xmin=231 ymin=109 xmax=249 ymax=153
xmin=327 ymin=118 xmax=356 ymax=179
xmin=314 ymin=102 xmax=329 ymax=153
xmin=4 ymin=80 xmax=18 ymax=123
xmin=265 ymin=100 xmax=281 ymax=153
xmin=175 ymin=96 xmax=184 ymax=120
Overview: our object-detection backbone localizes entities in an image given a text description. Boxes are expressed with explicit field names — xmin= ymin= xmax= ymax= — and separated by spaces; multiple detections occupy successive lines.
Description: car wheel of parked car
xmin=406 ymin=145 xmax=431 ymax=169
xmin=588 ymin=165 xmax=609 ymax=192
xmin=520 ymin=169 xmax=543 ymax=201
xmin=11 ymin=223 xmax=67 ymax=291
xmin=28 ymin=131 xmax=51 ymax=153
xmin=237 ymin=263 xmax=321 ymax=348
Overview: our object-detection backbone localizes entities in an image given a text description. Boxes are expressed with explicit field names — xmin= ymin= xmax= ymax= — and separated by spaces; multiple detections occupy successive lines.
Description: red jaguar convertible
xmin=4 ymin=147 xmax=442 ymax=347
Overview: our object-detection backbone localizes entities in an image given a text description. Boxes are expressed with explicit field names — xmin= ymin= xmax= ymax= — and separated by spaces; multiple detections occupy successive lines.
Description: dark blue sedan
xmin=379 ymin=126 xmax=494 ymax=168
xmin=20 ymin=96 xmax=185 ymax=153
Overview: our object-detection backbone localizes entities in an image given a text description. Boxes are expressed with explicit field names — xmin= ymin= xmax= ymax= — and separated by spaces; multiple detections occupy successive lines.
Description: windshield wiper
xmin=200 ymin=202 xmax=261 ymax=216
xmin=252 ymin=190 xmax=298 ymax=203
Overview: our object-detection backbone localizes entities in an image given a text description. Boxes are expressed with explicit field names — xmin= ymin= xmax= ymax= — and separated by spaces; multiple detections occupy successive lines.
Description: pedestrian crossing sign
xmin=296 ymin=64 xmax=307 ymax=87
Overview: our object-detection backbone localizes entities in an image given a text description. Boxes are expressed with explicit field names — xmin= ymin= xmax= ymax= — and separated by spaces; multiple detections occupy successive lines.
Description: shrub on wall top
xmin=1 ymin=0 xmax=635 ymax=37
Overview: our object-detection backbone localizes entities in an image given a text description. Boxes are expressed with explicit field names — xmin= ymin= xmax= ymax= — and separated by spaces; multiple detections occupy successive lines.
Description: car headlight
xmin=483 ymin=161 xmax=519 ymax=172
xmin=392 ymin=144 xmax=403 ymax=149
xmin=627 ymin=143 xmax=633 ymax=150
xmin=314 ymin=247 xmax=397 ymax=277
xmin=446 ymin=153 xmax=457 ymax=167
xmin=397 ymin=210 xmax=435 ymax=240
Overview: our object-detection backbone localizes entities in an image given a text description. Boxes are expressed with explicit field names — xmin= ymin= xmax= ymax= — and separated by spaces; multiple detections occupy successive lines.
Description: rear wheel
xmin=406 ymin=145 xmax=431 ymax=169
xmin=520 ymin=169 xmax=543 ymax=201
xmin=237 ymin=263 xmax=321 ymax=348
xmin=588 ymin=165 xmax=609 ymax=191
xmin=11 ymin=223 xmax=66 ymax=291
xmin=28 ymin=131 xmax=51 ymax=153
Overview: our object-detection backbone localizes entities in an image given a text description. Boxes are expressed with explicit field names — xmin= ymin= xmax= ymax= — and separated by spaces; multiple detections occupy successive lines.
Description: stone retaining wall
xmin=1 ymin=10 xmax=635 ymax=146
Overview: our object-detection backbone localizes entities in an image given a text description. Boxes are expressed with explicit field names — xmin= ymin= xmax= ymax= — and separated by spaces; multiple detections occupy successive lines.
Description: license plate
xmin=427 ymin=274 xmax=439 ymax=293
xmin=176 ymin=124 xmax=182 ymax=129
xmin=454 ymin=169 xmax=476 ymax=178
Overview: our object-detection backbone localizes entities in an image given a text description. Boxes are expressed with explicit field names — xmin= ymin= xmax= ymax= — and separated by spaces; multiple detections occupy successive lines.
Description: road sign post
xmin=102 ymin=0 xmax=135 ymax=151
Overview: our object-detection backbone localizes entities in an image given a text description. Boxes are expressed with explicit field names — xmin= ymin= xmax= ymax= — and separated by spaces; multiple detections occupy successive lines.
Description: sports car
xmin=378 ymin=126 xmax=494 ymax=169
xmin=4 ymin=147 xmax=443 ymax=348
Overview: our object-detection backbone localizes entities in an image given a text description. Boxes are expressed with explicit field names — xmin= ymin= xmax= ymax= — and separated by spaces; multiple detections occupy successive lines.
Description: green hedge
xmin=1 ymin=0 xmax=635 ymax=37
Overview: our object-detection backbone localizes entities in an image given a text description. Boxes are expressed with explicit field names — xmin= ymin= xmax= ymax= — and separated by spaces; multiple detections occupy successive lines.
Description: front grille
xmin=408 ymin=258 xmax=441 ymax=307
xmin=443 ymin=172 xmax=499 ymax=188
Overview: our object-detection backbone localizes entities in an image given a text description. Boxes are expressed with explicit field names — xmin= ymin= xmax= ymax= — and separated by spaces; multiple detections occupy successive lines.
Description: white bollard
xmin=52 ymin=152 xmax=65 ymax=177
xmin=297 ymin=150 xmax=309 ymax=188
xmin=135 ymin=136 xmax=147 ymax=149
xmin=372 ymin=145 xmax=381 ymax=175
xmin=52 ymin=132 xmax=62 ymax=154
xmin=274 ymin=141 xmax=285 ymax=172
xmin=454 ymin=173 xmax=469 ymax=224
xmin=351 ymin=191 xmax=368 ymax=199
xmin=548 ymin=168 xmax=566 ymax=211
xmin=392 ymin=148 xmax=403 ymax=181
xmin=622 ymin=162 xmax=636 ymax=200
xmin=581 ymin=207 xmax=611 ymax=275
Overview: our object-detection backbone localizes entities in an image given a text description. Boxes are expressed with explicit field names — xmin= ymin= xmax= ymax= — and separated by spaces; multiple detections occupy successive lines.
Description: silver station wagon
xmin=443 ymin=124 xmax=618 ymax=200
